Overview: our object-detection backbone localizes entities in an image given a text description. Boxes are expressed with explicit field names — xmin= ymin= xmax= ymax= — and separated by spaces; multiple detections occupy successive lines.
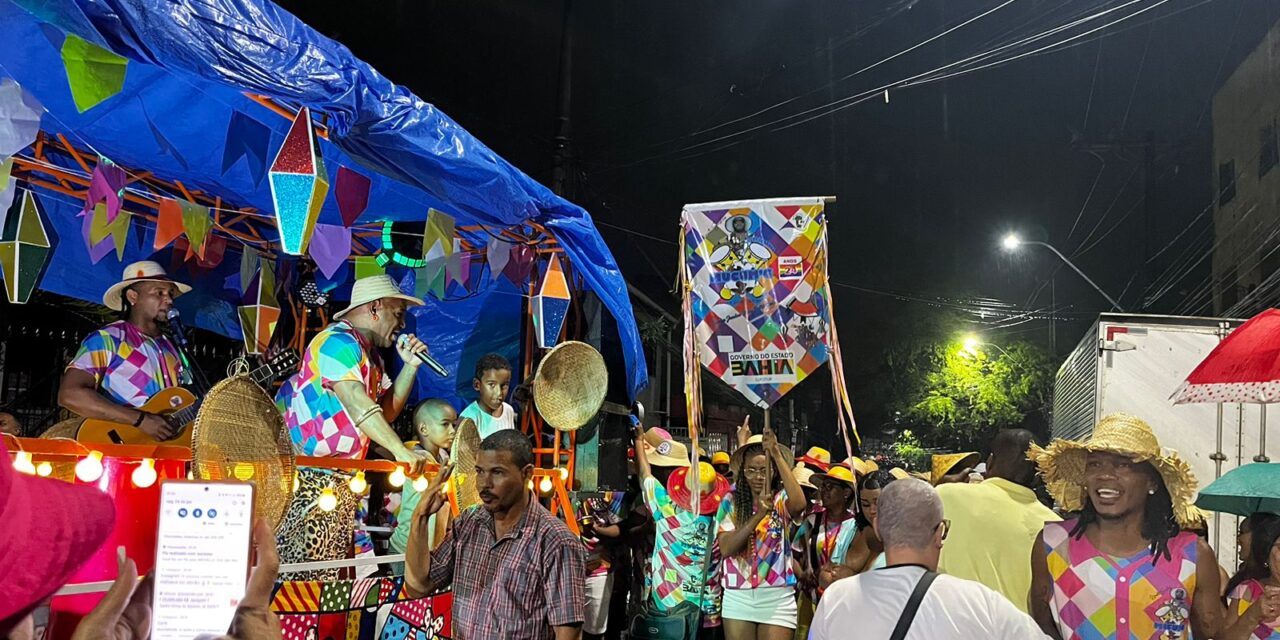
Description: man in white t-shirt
xmin=457 ymin=353 xmax=515 ymax=440
xmin=810 ymin=478 xmax=1048 ymax=640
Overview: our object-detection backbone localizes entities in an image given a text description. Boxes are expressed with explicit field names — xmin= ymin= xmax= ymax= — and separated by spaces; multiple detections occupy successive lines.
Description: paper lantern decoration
xmin=0 ymin=187 xmax=52 ymax=304
xmin=269 ymin=107 xmax=329 ymax=255
xmin=237 ymin=261 xmax=279 ymax=354
xmin=531 ymin=254 xmax=571 ymax=348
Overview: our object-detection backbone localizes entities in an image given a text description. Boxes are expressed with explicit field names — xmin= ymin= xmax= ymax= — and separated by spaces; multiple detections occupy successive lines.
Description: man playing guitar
xmin=58 ymin=261 xmax=192 ymax=442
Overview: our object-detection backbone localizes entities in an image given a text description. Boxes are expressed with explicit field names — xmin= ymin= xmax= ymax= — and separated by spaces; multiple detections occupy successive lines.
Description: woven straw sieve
xmin=532 ymin=341 xmax=608 ymax=432
xmin=192 ymin=376 xmax=296 ymax=531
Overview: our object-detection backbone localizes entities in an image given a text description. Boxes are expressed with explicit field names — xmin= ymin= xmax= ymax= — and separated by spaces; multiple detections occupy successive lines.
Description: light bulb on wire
xmin=131 ymin=458 xmax=158 ymax=488
xmin=36 ymin=461 xmax=52 ymax=477
xmin=389 ymin=467 xmax=406 ymax=488
xmin=318 ymin=488 xmax=338 ymax=512
xmin=75 ymin=451 xmax=104 ymax=483
xmin=413 ymin=475 xmax=429 ymax=492
xmin=349 ymin=471 xmax=368 ymax=494
xmin=12 ymin=451 xmax=35 ymax=475
xmin=538 ymin=476 xmax=553 ymax=494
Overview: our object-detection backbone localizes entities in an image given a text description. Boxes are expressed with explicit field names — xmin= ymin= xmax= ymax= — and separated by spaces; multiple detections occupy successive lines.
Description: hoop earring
xmin=1148 ymin=489 xmax=1156 ymax=495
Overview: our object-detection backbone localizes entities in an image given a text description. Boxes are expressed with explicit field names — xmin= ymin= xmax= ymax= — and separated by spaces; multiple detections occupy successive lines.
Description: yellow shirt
xmin=936 ymin=477 xmax=1061 ymax=614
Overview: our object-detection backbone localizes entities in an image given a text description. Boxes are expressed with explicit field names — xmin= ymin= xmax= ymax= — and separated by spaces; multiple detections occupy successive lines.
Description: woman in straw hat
xmin=1028 ymin=413 xmax=1226 ymax=640
xmin=827 ymin=469 xmax=899 ymax=586
xmin=718 ymin=423 xmax=808 ymax=639
xmin=792 ymin=464 xmax=859 ymax=637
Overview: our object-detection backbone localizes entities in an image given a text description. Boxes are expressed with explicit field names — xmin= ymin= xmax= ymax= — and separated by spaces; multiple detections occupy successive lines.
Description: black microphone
xmin=398 ymin=334 xmax=450 ymax=377
xmin=165 ymin=308 xmax=187 ymax=346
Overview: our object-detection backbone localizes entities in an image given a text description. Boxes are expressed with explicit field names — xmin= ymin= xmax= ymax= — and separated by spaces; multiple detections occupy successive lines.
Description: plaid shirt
xmin=429 ymin=494 xmax=586 ymax=639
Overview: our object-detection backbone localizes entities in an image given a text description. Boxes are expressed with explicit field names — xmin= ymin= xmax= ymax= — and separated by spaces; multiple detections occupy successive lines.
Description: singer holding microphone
xmin=274 ymin=273 xmax=441 ymax=579
xmin=59 ymin=261 xmax=193 ymax=441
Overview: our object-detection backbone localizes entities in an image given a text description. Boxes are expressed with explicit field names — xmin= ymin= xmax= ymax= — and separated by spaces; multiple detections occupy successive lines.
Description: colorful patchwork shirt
xmin=68 ymin=320 xmax=187 ymax=407
xmin=277 ymin=322 xmax=389 ymax=459
xmin=718 ymin=488 xmax=796 ymax=590
xmin=642 ymin=476 xmax=733 ymax=627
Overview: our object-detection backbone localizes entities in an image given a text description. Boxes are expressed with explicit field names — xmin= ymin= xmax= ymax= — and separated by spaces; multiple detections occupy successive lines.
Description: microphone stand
xmin=165 ymin=316 xmax=213 ymax=396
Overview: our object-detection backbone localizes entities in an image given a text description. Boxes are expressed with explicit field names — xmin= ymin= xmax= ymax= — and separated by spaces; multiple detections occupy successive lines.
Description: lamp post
xmin=1001 ymin=234 xmax=1125 ymax=312
xmin=960 ymin=335 xmax=1008 ymax=357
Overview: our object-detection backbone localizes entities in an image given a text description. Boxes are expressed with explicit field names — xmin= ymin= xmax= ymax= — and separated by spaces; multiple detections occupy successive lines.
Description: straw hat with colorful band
xmin=1030 ymin=413 xmax=1199 ymax=529
xmin=931 ymin=451 xmax=980 ymax=485
xmin=793 ymin=464 xmax=818 ymax=490
xmin=745 ymin=434 xmax=764 ymax=445
xmin=668 ymin=462 xmax=731 ymax=515
xmin=647 ymin=437 xmax=692 ymax=468
xmin=797 ymin=446 xmax=832 ymax=471
xmin=103 ymin=260 xmax=192 ymax=311
xmin=333 ymin=274 xmax=425 ymax=320
xmin=813 ymin=464 xmax=857 ymax=488
xmin=711 ymin=451 xmax=731 ymax=465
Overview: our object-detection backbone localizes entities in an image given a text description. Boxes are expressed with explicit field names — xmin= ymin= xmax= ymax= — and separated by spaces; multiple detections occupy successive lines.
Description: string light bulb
xmin=131 ymin=458 xmax=158 ymax=488
xmin=413 ymin=475 xmax=429 ymax=492
xmin=36 ymin=461 xmax=52 ymax=477
xmin=12 ymin=451 xmax=35 ymax=475
xmin=539 ymin=476 xmax=553 ymax=494
xmin=318 ymin=487 xmax=338 ymax=512
xmin=349 ymin=471 xmax=368 ymax=494
xmin=388 ymin=467 xmax=406 ymax=488
xmin=558 ymin=467 xmax=569 ymax=481
xmin=75 ymin=451 xmax=104 ymax=483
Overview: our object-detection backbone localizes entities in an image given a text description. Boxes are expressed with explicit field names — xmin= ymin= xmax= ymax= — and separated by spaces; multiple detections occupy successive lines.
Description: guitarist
xmin=57 ymin=261 xmax=192 ymax=442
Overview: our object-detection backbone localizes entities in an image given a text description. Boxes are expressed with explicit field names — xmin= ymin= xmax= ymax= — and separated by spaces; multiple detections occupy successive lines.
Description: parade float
xmin=0 ymin=0 xmax=646 ymax=637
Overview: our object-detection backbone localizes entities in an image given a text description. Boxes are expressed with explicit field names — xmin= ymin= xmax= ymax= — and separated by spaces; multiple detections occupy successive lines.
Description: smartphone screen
xmin=151 ymin=480 xmax=255 ymax=640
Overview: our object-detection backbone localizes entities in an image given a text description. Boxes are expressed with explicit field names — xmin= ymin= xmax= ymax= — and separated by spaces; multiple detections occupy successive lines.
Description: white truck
xmin=1053 ymin=313 xmax=1267 ymax=569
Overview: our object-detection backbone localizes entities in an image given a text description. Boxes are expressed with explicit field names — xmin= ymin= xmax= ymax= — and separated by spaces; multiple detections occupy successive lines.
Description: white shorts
xmin=585 ymin=574 xmax=614 ymax=635
xmin=721 ymin=586 xmax=798 ymax=629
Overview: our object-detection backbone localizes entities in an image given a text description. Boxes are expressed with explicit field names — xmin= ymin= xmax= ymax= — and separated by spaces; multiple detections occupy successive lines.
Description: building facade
xmin=1212 ymin=19 xmax=1280 ymax=315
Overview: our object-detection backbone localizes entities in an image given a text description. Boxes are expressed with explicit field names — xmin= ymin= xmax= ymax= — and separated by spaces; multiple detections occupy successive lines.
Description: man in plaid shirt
xmin=404 ymin=430 xmax=586 ymax=639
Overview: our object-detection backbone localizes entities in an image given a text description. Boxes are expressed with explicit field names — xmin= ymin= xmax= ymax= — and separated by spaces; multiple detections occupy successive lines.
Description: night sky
xmin=280 ymin=0 xmax=1280 ymax=436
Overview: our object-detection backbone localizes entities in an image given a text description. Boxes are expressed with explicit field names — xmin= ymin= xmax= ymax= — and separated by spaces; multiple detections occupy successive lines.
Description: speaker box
xmin=574 ymin=405 xmax=632 ymax=492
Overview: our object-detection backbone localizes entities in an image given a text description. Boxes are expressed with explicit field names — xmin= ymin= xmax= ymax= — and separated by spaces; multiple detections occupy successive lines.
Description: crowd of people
xmin=4 ymin=266 xmax=1280 ymax=640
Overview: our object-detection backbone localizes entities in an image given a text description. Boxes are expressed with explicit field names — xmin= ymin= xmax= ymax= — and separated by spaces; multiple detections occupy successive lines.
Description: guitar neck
xmin=168 ymin=362 xmax=281 ymax=426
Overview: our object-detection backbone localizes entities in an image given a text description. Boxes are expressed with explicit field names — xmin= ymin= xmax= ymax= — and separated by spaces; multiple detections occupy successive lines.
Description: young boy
xmin=458 ymin=353 xmax=515 ymax=440
xmin=390 ymin=399 xmax=457 ymax=554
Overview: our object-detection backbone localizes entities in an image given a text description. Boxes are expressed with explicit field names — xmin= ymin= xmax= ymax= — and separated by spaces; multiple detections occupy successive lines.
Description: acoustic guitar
xmin=75 ymin=351 xmax=299 ymax=447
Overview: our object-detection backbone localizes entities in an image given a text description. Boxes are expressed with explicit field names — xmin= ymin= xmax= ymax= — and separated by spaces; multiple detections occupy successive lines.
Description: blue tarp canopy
xmin=0 ymin=0 xmax=646 ymax=402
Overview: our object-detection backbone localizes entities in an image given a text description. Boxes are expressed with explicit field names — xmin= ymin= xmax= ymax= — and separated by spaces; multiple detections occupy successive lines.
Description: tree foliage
xmin=887 ymin=337 xmax=1053 ymax=451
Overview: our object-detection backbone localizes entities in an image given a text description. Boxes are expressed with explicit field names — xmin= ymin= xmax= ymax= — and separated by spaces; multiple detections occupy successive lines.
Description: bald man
xmin=811 ymin=479 xmax=1046 ymax=639
xmin=0 ymin=412 xmax=20 ymax=436
xmin=937 ymin=429 xmax=1060 ymax=613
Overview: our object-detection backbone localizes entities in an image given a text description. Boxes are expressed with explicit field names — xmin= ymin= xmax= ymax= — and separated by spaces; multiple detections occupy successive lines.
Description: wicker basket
xmin=191 ymin=376 xmax=295 ymax=531
xmin=533 ymin=341 xmax=607 ymax=432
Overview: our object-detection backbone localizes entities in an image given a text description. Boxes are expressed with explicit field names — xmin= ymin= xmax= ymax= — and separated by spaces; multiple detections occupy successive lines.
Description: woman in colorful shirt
xmin=718 ymin=426 xmax=807 ymax=639
xmin=1222 ymin=513 xmax=1280 ymax=639
xmin=835 ymin=469 xmax=898 ymax=579
xmin=1029 ymin=413 xmax=1226 ymax=640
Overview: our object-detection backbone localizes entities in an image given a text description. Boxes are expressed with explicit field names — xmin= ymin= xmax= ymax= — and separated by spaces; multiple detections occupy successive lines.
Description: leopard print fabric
xmin=276 ymin=466 xmax=361 ymax=581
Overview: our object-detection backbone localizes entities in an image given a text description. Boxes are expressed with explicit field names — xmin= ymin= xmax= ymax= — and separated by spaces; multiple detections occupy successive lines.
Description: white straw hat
xmin=102 ymin=261 xmax=192 ymax=311
xmin=332 ymin=274 xmax=425 ymax=320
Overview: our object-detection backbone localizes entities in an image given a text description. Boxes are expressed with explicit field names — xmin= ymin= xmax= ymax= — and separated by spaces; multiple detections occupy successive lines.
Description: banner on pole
xmin=681 ymin=197 xmax=833 ymax=409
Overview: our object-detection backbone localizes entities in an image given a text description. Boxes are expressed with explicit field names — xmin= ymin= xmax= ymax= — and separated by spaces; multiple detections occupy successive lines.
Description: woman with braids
xmin=716 ymin=424 xmax=807 ymax=639
xmin=1221 ymin=512 xmax=1280 ymax=639
xmin=1028 ymin=414 xmax=1226 ymax=640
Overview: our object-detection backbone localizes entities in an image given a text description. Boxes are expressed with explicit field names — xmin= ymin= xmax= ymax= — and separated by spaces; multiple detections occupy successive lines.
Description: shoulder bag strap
xmin=888 ymin=570 xmax=939 ymax=640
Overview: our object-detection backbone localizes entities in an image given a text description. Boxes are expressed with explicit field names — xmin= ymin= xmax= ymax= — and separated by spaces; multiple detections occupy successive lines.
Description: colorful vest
xmin=1043 ymin=519 xmax=1199 ymax=640
xmin=1230 ymin=579 xmax=1280 ymax=639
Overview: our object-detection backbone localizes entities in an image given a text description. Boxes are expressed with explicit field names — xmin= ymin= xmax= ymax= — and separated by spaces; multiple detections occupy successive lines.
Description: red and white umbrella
xmin=1173 ymin=309 xmax=1280 ymax=405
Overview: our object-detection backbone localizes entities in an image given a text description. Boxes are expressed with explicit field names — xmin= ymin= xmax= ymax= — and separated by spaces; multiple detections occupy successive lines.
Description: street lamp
xmin=960 ymin=334 xmax=1008 ymax=357
xmin=1000 ymin=234 xmax=1124 ymax=312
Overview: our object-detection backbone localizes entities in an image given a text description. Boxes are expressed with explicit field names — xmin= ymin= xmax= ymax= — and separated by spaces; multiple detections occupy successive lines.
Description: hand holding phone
xmin=151 ymin=481 xmax=255 ymax=640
